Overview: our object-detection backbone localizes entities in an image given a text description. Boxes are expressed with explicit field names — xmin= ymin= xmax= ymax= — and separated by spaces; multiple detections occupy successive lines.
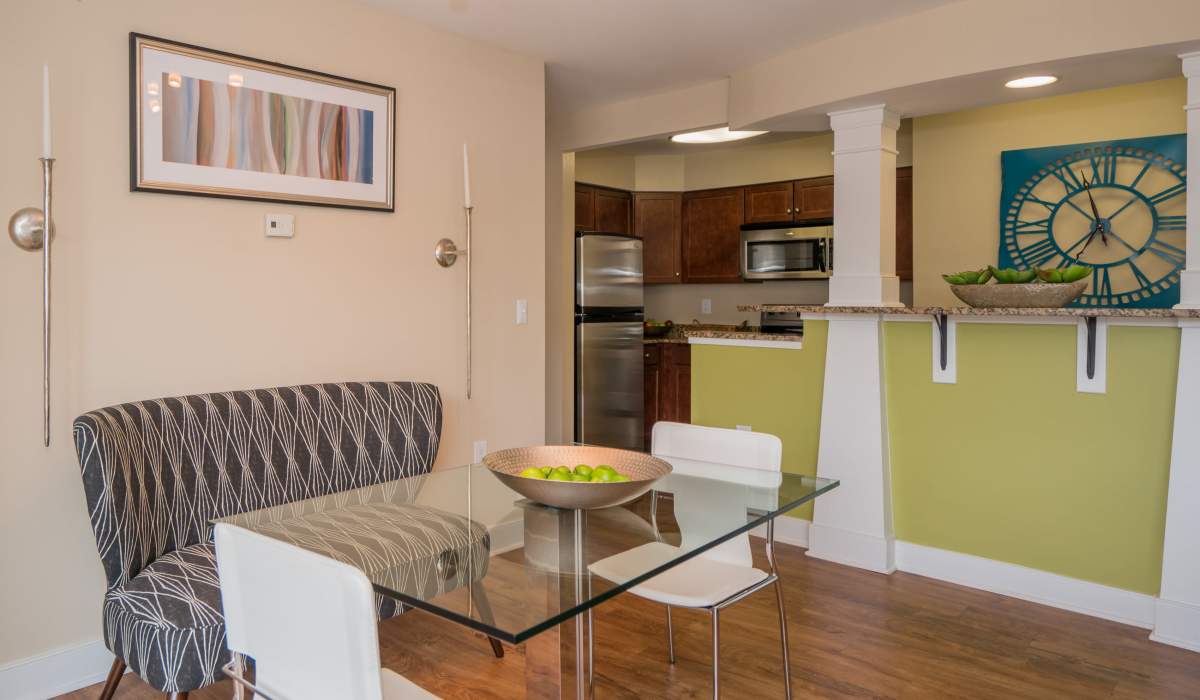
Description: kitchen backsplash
xmin=644 ymin=280 xmax=913 ymax=324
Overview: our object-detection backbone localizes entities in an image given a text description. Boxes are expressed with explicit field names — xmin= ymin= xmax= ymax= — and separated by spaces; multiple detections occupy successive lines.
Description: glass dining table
xmin=216 ymin=453 xmax=839 ymax=698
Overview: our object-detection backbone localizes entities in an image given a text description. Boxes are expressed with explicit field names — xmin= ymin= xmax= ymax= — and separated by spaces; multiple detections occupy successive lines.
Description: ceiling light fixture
xmin=671 ymin=127 xmax=767 ymax=144
xmin=1005 ymin=75 xmax=1058 ymax=89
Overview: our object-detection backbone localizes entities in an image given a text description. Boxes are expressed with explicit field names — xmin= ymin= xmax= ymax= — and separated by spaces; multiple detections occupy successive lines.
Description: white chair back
xmin=214 ymin=523 xmax=387 ymax=700
xmin=650 ymin=422 xmax=783 ymax=567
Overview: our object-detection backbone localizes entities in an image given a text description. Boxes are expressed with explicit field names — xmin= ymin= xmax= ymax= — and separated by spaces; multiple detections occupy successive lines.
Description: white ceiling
xmin=365 ymin=0 xmax=959 ymax=111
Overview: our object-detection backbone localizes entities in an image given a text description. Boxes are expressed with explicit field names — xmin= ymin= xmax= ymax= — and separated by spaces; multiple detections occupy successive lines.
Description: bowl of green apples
xmin=483 ymin=445 xmax=672 ymax=510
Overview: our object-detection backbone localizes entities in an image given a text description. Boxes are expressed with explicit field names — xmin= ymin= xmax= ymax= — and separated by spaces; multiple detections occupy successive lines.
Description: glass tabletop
xmin=215 ymin=455 xmax=838 ymax=644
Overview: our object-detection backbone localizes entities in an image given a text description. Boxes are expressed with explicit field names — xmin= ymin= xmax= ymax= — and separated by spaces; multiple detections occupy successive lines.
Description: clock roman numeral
xmin=1144 ymin=239 xmax=1186 ymax=267
xmin=1026 ymin=196 xmax=1059 ymax=211
xmin=1050 ymin=166 xmax=1085 ymax=195
xmin=1014 ymin=218 xmax=1050 ymax=234
xmin=1129 ymin=161 xmax=1153 ymax=189
xmin=1019 ymin=237 xmax=1059 ymax=267
xmin=1093 ymin=267 xmax=1113 ymax=297
xmin=1127 ymin=260 xmax=1153 ymax=289
xmin=1090 ymin=154 xmax=1117 ymax=185
xmin=1158 ymin=215 xmax=1187 ymax=232
xmin=1148 ymin=183 xmax=1187 ymax=205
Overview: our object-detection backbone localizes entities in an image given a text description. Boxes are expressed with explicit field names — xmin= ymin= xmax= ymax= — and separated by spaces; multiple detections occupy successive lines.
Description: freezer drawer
xmin=576 ymin=234 xmax=643 ymax=311
xmin=575 ymin=319 xmax=644 ymax=450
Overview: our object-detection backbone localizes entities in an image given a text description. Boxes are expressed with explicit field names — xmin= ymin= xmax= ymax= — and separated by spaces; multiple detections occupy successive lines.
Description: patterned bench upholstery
xmin=74 ymin=381 xmax=450 ymax=694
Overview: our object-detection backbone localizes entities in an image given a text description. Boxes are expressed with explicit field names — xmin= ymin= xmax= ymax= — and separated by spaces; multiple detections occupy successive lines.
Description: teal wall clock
xmin=999 ymin=134 xmax=1187 ymax=308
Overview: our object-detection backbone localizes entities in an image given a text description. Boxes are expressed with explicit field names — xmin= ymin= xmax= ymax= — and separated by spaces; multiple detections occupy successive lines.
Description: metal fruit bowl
xmin=950 ymin=280 xmax=1088 ymax=308
xmin=484 ymin=445 xmax=672 ymax=510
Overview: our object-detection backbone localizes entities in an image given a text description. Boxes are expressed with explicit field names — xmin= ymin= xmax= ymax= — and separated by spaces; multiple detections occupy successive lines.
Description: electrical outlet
xmin=701 ymin=298 xmax=712 ymax=314
xmin=265 ymin=213 xmax=294 ymax=238
xmin=516 ymin=299 xmax=528 ymax=325
xmin=736 ymin=424 xmax=752 ymax=431
xmin=473 ymin=440 xmax=487 ymax=462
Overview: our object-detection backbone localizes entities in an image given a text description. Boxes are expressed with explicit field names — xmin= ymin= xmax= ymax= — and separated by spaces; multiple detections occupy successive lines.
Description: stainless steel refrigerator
xmin=575 ymin=232 xmax=644 ymax=450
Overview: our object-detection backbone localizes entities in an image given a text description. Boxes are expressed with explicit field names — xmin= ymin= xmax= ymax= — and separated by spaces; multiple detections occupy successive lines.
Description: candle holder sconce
xmin=7 ymin=157 xmax=55 ymax=445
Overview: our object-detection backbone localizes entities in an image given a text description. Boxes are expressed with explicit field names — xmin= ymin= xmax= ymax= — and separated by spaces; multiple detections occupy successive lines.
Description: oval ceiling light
xmin=1005 ymin=75 xmax=1058 ymax=89
xmin=671 ymin=127 xmax=768 ymax=144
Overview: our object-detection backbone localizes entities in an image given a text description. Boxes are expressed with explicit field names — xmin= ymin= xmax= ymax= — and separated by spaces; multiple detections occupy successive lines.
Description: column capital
xmin=1181 ymin=51 xmax=1200 ymax=77
xmin=828 ymin=104 xmax=901 ymax=132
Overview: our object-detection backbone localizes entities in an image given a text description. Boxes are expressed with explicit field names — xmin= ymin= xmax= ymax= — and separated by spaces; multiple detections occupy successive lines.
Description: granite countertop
xmin=738 ymin=304 xmax=1200 ymax=318
xmin=644 ymin=324 xmax=803 ymax=344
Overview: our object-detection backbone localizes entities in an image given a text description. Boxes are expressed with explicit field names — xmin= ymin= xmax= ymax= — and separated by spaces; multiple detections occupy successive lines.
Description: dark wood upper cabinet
xmin=794 ymin=176 xmax=835 ymax=221
xmin=574 ymin=185 xmax=595 ymax=231
xmin=744 ymin=182 xmax=794 ymax=224
xmin=635 ymin=192 xmax=682 ymax=284
xmin=896 ymin=166 xmax=913 ymax=281
xmin=594 ymin=188 xmax=632 ymax=235
xmin=682 ymin=187 xmax=744 ymax=284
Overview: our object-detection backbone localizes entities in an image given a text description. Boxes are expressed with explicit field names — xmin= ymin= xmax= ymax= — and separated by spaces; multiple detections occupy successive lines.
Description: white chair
xmin=213 ymin=523 xmax=438 ymax=700
xmin=589 ymin=422 xmax=792 ymax=699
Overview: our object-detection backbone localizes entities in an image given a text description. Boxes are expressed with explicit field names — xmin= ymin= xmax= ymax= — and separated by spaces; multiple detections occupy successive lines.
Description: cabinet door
xmin=744 ymin=182 xmax=794 ymax=224
xmin=635 ymin=192 xmax=682 ymax=284
xmin=682 ymin=187 xmax=745 ymax=284
xmin=643 ymin=344 xmax=661 ymax=450
xmin=668 ymin=344 xmax=691 ymax=424
xmin=595 ymin=188 xmax=632 ymax=235
xmin=575 ymin=185 xmax=596 ymax=231
xmin=896 ymin=167 xmax=913 ymax=281
xmin=794 ymin=177 xmax=834 ymax=221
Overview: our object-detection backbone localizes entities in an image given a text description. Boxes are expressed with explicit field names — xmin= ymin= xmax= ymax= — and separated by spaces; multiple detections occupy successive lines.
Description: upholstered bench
xmin=74 ymin=381 xmax=494 ymax=699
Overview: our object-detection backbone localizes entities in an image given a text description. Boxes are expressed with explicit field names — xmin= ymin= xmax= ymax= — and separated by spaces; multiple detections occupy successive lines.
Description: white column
xmin=827 ymin=105 xmax=902 ymax=308
xmin=806 ymin=314 xmax=896 ymax=574
xmin=1179 ymin=53 xmax=1200 ymax=309
xmin=1152 ymin=320 xmax=1200 ymax=652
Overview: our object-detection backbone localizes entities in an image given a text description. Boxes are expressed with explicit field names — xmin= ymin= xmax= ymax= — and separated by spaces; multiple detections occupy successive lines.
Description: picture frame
xmin=130 ymin=33 xmax=395 ymax=211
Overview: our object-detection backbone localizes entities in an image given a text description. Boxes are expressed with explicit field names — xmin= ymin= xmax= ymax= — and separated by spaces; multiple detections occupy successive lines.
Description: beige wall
xmin=634 ymin=155 xmax=685 ymax=191
xmin=1 ymin=0 xmax=544 ymax=672
xmin=913 ymin=78 xmax=1186 ymax=306
xmin=574 ymin=150 xmax=635 ymax=189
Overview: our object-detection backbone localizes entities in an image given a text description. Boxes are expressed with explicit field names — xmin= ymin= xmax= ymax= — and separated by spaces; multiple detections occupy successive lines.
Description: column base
xmin=806 ymin=523 xmax=896 ymax=574
xmin=1151 ymin=598 xmax=1200 ymax=653
xmin=1174 ymin=270 xmax=1200 ymax=309
xmin=828 ymin=273 xmax=904 ymax=307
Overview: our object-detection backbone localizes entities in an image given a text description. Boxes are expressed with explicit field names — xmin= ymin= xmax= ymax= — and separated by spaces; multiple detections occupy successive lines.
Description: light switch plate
xmin=265 ymin=214 xmax=294 ymax=238
xmin=516 ymin=299 xmax=528 ymax=325
xmin=701 ymin=298 xmax=712 ymax=314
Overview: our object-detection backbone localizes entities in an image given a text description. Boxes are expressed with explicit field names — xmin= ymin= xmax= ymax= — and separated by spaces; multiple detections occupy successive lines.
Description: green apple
xmin=590 ymin=470 xmax=617 ymax=483
xmin=547 ymin=471 xmax=572 ymax=482
xmin=520 ymin=467 xmax=547 ymax=479
xmin=570 ymin=473 xmax=590 ymax=482
xmin=574 ymin=464 xmax=594 ymax=477
xmin=539 ymin=466 xmax=553 ymax=476
xmin=612 ymin=474 xmax=631 ymax=482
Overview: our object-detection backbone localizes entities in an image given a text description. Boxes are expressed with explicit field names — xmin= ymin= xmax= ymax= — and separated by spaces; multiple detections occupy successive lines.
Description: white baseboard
xmin=805 ymin=523 xmax=896 ymax=574
xmin=750 ymin=515 xmax=810 ymax=548
xmin=895 ymin=541 xmax=1156 ymax=629
xmin=1151 ymin=598 xmax=1200 ymax=652
xmin=0 ymin=638 xmax=118 ymax=700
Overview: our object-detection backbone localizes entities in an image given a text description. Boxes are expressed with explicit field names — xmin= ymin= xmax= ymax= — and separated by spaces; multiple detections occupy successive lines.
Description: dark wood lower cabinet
xmin=643 ymin=343 xmax=690 ymax=449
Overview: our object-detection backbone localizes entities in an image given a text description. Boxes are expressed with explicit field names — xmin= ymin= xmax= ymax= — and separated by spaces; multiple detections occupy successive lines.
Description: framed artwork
xmin=999 ymin=134 xmax=1187 ymax=308
xmin=130 ymin=33 xmax=395 ymax=211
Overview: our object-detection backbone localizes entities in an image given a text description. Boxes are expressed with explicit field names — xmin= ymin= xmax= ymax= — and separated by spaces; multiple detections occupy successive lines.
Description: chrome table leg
xmin=666 ymin=605 xmax=676 ymax=664
xmin=766 ymin=519 xmax=793 ymax=700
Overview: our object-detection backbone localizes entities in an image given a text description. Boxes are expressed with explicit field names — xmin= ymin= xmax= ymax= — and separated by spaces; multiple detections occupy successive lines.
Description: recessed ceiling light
xmin=671 ymin=127 xmax=768 ymax=144
xmin=1005 ymin=75 xmax=1058 ymax=89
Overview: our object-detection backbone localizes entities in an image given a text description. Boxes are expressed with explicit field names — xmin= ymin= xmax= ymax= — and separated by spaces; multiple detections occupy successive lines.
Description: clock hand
xmin=1080 ymin=170 xmax=1108 ymax=246
xmin=1076 ymin=221 xmax=1101 ymax=259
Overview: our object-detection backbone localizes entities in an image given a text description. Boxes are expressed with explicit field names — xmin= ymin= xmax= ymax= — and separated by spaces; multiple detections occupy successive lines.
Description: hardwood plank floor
xmin=58 ymin=542 xmax=1200 ymax=699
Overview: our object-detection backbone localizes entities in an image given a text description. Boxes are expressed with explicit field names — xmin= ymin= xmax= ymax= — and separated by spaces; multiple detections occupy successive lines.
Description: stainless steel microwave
xmin=740 ymin=225 xmax=833 ymax=280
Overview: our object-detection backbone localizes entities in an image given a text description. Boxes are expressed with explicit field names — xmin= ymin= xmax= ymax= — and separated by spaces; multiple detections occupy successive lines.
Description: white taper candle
xmin=42 ymin=64 xmax=52 ymax=159
xmin=463 ymin=142 xmax=471 ymax=209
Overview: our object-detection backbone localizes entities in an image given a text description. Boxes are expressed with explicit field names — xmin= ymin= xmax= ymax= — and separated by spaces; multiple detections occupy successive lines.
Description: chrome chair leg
xmin=766 ymin=519 xmax=792 ymax=700
xmin=665 ymin=605 xmax=676 ymax=664
xmin=711 ymin=607 xmax=720 ymax=699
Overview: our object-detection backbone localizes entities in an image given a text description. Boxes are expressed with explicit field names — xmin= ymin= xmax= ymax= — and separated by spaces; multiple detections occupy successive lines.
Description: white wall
xmin=0 ymin=0 xmax=545 ymax=672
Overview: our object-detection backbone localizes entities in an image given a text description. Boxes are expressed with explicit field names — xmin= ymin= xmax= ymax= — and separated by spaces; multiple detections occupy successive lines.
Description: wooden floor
xmin=61 ymin=541 xmax=1200 ymax=699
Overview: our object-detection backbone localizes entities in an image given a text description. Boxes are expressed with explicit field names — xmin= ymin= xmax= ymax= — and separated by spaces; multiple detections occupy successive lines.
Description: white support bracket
xmin=1076 ymin=317 xmax=1108 ymax=394
xmin=931 ymin=313 xmax=957 ymax=384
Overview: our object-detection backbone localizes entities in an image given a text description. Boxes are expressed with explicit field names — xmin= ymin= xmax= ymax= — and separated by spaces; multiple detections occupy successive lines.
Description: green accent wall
xmin=885 ymin=322 xmax=1178 ymax=595
xmin=690 ymin=321 xmax=828 ymax=519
